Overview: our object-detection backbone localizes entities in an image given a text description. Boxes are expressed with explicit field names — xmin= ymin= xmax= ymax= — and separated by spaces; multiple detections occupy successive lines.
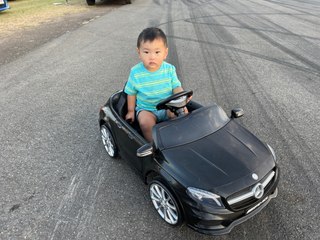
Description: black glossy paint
xmin=158 ymin=121 xmax=275 ymax=193
xmin=99 ymin=90 xmax=279 ymax=235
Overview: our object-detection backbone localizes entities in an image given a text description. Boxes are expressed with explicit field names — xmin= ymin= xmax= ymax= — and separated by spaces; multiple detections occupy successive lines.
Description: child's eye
xmin=156 ymin=51 xmax=160 ymax=54
xmin=144 ymin=51 xmax=149 ymax=54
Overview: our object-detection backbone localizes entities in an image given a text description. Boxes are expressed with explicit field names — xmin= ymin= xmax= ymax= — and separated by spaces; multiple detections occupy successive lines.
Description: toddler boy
xmin=125 ymin=27 xmax=186 ymax=142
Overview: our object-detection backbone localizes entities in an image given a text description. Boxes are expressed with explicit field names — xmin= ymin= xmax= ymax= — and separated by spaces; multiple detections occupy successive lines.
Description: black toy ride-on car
xmin=98 ymin=90 xmax=279 ymax=235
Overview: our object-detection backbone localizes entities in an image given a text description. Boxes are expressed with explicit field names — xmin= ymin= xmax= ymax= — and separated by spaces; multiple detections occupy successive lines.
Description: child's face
xmin=137 ymin=38 xmax=168 ymax=72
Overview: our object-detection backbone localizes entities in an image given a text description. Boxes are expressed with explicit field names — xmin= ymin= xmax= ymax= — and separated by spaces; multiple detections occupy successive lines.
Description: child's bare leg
xmin=166 ymin=107 xmax=188 ymax=119
xmin=138 ymin=111 xmax=157 ymax=142
xmin=167 ymin=110 xmax=175 ymax=119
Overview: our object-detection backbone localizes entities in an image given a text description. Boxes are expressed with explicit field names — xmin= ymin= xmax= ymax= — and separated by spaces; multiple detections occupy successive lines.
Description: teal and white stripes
xmin=125 ymin=61 xmax=181 ymax=111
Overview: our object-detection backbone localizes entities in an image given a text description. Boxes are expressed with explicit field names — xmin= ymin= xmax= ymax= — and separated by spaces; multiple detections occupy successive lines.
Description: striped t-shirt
xmin=124 ymin=61 xmax=181 ymax=111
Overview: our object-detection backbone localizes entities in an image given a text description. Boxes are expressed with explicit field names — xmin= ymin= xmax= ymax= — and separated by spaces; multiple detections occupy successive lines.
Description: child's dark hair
xmin=137 ymin=27 xmax=167 ymax=48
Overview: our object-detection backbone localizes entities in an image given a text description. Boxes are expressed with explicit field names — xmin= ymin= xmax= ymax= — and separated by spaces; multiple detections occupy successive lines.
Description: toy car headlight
xmin=187 ymin=187 xmax=224 ymax=208
xmin=267 ymin=144 xmax=277 ymax=161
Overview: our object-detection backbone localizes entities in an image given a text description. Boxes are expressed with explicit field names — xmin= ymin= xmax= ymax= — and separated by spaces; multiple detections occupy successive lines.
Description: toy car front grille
xmin=226 ymin=170 xmax=276 ymax=211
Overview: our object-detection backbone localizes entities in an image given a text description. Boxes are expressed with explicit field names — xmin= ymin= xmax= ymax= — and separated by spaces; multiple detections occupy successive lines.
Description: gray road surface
xmin=1 ymin=0 xmax=320 ymax=239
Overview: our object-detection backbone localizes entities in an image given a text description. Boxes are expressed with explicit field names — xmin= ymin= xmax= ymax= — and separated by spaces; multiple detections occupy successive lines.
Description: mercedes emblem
xmin=252 ymin=183 xmax=264 ymax=199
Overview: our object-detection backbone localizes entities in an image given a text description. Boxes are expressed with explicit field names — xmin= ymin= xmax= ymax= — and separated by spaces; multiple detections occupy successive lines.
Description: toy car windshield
xmin=153 ymin=105 xmax=230 ymax=149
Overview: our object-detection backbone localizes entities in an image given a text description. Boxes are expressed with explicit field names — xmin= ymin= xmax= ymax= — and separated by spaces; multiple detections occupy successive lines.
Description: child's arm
xmin=173 ymin=86 xmax=184 ymax=94
xmin=173 ymin=86 xmax=192 ymax=101
xmin=125 ymin=95 xmax=136 ymax=123
xmin=173 ymin=87 xmax=191 ymax=114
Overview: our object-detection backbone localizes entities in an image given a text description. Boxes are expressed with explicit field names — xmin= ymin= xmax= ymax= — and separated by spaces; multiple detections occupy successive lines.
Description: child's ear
xmin=137 ymin=48 xmax=141 ymax=59
xmin=164 ymin=47 xmax=169 ymax=59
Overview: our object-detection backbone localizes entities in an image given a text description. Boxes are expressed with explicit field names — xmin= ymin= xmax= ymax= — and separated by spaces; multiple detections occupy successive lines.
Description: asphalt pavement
xmin=1 ymin=0 xmax=320 ymax=239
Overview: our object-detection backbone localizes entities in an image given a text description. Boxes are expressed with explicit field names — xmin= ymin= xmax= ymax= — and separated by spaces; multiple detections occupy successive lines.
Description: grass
xmin=0 ymin=0 xmax=89 ymax=36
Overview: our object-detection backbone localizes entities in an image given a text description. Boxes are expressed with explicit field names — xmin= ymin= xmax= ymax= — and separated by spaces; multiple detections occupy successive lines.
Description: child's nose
xmin=150 ymin=52 xmax=156 ymax=59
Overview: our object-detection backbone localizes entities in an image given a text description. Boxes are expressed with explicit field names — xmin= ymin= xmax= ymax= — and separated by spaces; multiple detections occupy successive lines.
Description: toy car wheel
xmin=100 ymin=125 xmax=118 ymax=158
xmin=149 ymin=179 xmax=182 ymax=226
xmin=86 ymin=0 xmax=95 ymax=6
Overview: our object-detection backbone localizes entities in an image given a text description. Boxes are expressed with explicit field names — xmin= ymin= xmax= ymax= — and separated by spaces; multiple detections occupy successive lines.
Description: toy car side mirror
xmin=231 ymin=108 xmax=244 ymax=118
xmin=137 ymin=143 xmax=153 ymax=157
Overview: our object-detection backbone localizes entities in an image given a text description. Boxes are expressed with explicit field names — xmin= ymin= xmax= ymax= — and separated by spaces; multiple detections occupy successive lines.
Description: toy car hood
xmin=152 ymin=106 xmax=276 ymax=197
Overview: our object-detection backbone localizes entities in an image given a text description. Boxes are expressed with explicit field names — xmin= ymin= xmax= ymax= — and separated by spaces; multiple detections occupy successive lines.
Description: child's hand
xmin=184 ymin=95 xmax=192 ymax=114
xmin=125 ymin=110 xmax=135 ymax=124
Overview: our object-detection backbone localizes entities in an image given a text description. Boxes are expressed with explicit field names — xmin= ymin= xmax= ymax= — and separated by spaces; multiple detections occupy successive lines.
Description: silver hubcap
xmin=100 ymin=126 xmax=115 ymax=157
xmin=150 ymin=183 xmax=178 ymax=225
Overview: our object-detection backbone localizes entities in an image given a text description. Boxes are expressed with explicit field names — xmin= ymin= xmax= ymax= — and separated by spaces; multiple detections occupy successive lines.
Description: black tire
xmin=86 ymin=0 xmax=95 ymax=6
xmin=100 ymin=124 xmax=118 ymax=158
xmin=149 ymin=178 xmax=183 ymax=226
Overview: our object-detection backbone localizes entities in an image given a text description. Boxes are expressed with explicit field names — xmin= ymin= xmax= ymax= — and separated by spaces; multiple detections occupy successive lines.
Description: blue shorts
xmin=136 ymin=108 xmax=169 ymax=123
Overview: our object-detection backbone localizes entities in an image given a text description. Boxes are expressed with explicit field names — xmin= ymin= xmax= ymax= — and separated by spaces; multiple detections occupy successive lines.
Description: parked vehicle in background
xmin=0 ymin=0 xmax=9 ymax=12
xmin=86 ymin=0 xmax=131 ymax=6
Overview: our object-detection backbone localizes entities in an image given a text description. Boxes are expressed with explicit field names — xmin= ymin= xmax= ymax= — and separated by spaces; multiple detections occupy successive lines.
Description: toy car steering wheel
xmin=156 ymin=90 xmax=193 ymax=117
